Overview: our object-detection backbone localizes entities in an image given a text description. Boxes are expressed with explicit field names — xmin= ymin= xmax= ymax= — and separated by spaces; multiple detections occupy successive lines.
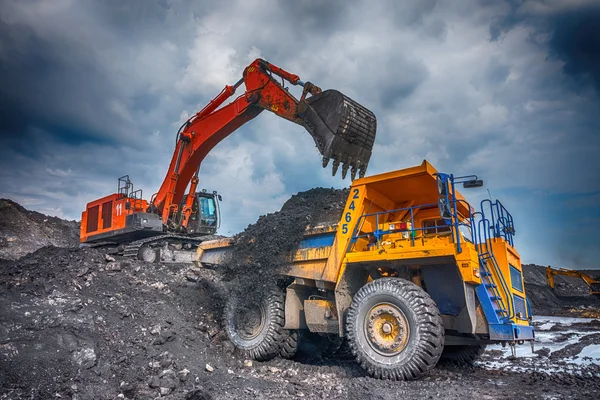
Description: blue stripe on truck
xmin=298 ymin=233 xmax=336 ymax=249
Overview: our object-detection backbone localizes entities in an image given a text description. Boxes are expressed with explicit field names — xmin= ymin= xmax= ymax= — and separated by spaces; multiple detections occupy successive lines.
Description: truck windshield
xmin=199 ymin=196 xmax=217 ymax=227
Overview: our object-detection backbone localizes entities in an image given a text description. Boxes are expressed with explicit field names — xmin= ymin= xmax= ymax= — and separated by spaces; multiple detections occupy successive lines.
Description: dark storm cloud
xmin=0 ymin=4 xmax=134 ymax=148
xmin=550 ymin=8 xmax=600 ymax=93
xmin=490 ymin=0 xmax=600 ymax=94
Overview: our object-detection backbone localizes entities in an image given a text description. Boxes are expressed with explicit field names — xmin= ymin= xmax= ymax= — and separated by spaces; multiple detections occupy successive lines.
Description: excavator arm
xmin=546 ymin=266 xmax=600 ymax=295
xmin=152 ymin=58 xmax=377 ymax=229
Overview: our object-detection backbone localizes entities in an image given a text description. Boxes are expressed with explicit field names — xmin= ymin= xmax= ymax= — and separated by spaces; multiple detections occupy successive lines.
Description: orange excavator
xmin=80 ymin=58 xmax=377 ymax=261
xmin=546 ymin=266 xmax=600 ymax=295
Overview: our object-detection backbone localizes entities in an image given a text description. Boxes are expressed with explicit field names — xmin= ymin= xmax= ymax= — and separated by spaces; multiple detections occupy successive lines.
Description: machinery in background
xmin=203 ymin=160 xmax=535 ymax=381
xmin=80 ymin=58 xmax=377 ymax=261
xmin=546 ymin=266 xmax=600 ymax=295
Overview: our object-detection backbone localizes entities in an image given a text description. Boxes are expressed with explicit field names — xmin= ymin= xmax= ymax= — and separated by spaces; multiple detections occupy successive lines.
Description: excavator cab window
xmin=198 ymin=195 xmax=218 ymax=227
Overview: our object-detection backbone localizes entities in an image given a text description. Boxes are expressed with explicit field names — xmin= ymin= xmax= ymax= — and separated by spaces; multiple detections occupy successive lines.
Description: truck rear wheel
xmin=440 ymin=344 xmax=486 ymax=365
xmin=346 ymin=278 xmax=444 ymax=380
xmin=224 ymin=289 xmax=288 ymax=361
xmin=279 ymin=330 xmax=299 ymax=359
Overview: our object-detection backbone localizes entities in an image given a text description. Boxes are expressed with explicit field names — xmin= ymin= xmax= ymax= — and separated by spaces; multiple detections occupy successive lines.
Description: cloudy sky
xmin=1 ymin=0 xmax=599 ymax=268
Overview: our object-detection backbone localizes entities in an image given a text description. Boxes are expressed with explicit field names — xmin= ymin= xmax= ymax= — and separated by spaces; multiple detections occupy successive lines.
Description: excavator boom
xmin=153 ymin=58 xmax=376 ymax=228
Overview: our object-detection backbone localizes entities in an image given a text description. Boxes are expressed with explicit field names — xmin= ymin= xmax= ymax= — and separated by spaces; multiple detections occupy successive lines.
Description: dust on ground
xmin=1 ymin=196 xmax=600 ymax=399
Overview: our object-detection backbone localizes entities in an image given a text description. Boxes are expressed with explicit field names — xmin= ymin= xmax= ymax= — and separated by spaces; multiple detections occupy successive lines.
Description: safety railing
xmin=481 ymin=199 xmax=515 ymax=247
xmin=349 ymin=203 xmax=451 ymax=252
xmin=470 ymin=210 xmax=515 ymax=321
xmin=127 ymin=189 xmax=144 ymax=213
xmin=118 ymin=175 xmax=132 ymax=197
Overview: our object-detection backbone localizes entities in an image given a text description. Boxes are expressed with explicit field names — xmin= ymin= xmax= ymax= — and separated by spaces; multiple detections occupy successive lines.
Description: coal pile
xmin=0 ymin=243 xmax=234 ymax=399
xmin=523 ymin=264 xmax=600 ymax=317
xmin=0 ymin=199 xmax=80 ymax=260
xmin=222 ymin=188 xmax=349 ymax=292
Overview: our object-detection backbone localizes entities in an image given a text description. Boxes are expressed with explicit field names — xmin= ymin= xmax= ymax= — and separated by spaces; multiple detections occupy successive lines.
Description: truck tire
xmin=346 ymin=278 xmax=444 ymax=380
xmin=224 ymin=289 xmax=287 ymax=361
xmin=280 ymin=330 xmax=299 ymax=359
xmin=440 ymin=345 xmax=486 ymax=365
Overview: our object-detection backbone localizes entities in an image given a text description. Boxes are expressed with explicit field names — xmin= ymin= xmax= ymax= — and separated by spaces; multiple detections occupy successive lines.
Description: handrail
xmin=471 ymin=210 xmax=515 ymax=321
xmin=481 ymin=199 xmax=515 ymax=246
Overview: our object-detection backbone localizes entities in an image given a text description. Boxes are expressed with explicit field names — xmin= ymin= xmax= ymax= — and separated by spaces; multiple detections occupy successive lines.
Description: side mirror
xmin=463 ymin=179 xmax=483 ymax=188
xmin=436 ymin=175 xmax=448 ymax=196
xmin=438 ymin=197 xmax=452 ymax=219
xmin=218 ymin=195 xmax=223 ymax=201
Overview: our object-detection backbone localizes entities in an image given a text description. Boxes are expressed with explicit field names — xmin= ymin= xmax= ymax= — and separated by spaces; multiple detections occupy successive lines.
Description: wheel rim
xmin=234 ymin=302 xmax=266 ymax=341
xmin=364 ymin=302 xmax=410 ymax=356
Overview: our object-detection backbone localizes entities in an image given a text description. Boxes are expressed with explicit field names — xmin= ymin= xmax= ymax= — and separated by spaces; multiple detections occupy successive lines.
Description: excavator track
xmin=123 ymin=234 xmax=204 ymax=261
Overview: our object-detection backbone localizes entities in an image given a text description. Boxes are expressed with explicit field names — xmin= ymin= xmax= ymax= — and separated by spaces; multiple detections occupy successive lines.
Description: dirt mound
xmin=0 ymin=199 xmax=80 ymax=260
xmin=0 ymin=245 xmax=231 ymax=399
xmin=523 ymin=264 xmax=600 ymax=316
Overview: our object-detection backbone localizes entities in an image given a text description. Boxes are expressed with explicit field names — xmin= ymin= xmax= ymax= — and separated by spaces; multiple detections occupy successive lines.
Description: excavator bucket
xmin=298 ymin=90 xmax=377 ymax=180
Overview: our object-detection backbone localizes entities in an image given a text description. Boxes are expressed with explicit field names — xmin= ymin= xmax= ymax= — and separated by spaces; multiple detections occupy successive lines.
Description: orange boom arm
xmin=152 ymin=58 xmax=376 ymax=229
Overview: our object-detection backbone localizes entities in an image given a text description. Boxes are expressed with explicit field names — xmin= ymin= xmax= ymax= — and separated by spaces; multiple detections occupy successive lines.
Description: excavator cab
xmin=186 ymin=191 xmax=221 ymax=236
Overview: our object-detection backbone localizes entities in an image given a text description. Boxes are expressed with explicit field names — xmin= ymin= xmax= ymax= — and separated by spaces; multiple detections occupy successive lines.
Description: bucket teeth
xmin=332 ymin=159 xmax=340 ymax=177
xmin=359 ymin=166 xmax=367 ymax=178
xmin=341 ymin=163 xmax=349 ymax=180
xmin=322 ymin=156 xmax=329 ymax=168
xmin=351 ymin=165 xmax=357 ymax=181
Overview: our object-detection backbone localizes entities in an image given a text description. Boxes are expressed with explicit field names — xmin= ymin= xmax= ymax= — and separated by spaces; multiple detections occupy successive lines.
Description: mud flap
xmin=298 ymin=90 xmax=377 ymax=180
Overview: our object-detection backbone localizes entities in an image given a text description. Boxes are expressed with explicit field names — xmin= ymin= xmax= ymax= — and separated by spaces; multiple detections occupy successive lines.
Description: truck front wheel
xmin=346 ymin=278 xmax=444 ymax=380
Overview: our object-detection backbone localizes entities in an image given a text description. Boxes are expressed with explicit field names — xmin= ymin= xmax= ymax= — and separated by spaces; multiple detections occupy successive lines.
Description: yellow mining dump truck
xmin=202 ymin=160 xmax=534 ymax=380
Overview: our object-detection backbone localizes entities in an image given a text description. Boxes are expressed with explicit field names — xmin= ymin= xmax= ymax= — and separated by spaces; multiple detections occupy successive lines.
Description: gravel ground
xmin=2 ymin=247 xmax=599 ymax=400
xmin=1 ymin=197 xmax=600 ymax=399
